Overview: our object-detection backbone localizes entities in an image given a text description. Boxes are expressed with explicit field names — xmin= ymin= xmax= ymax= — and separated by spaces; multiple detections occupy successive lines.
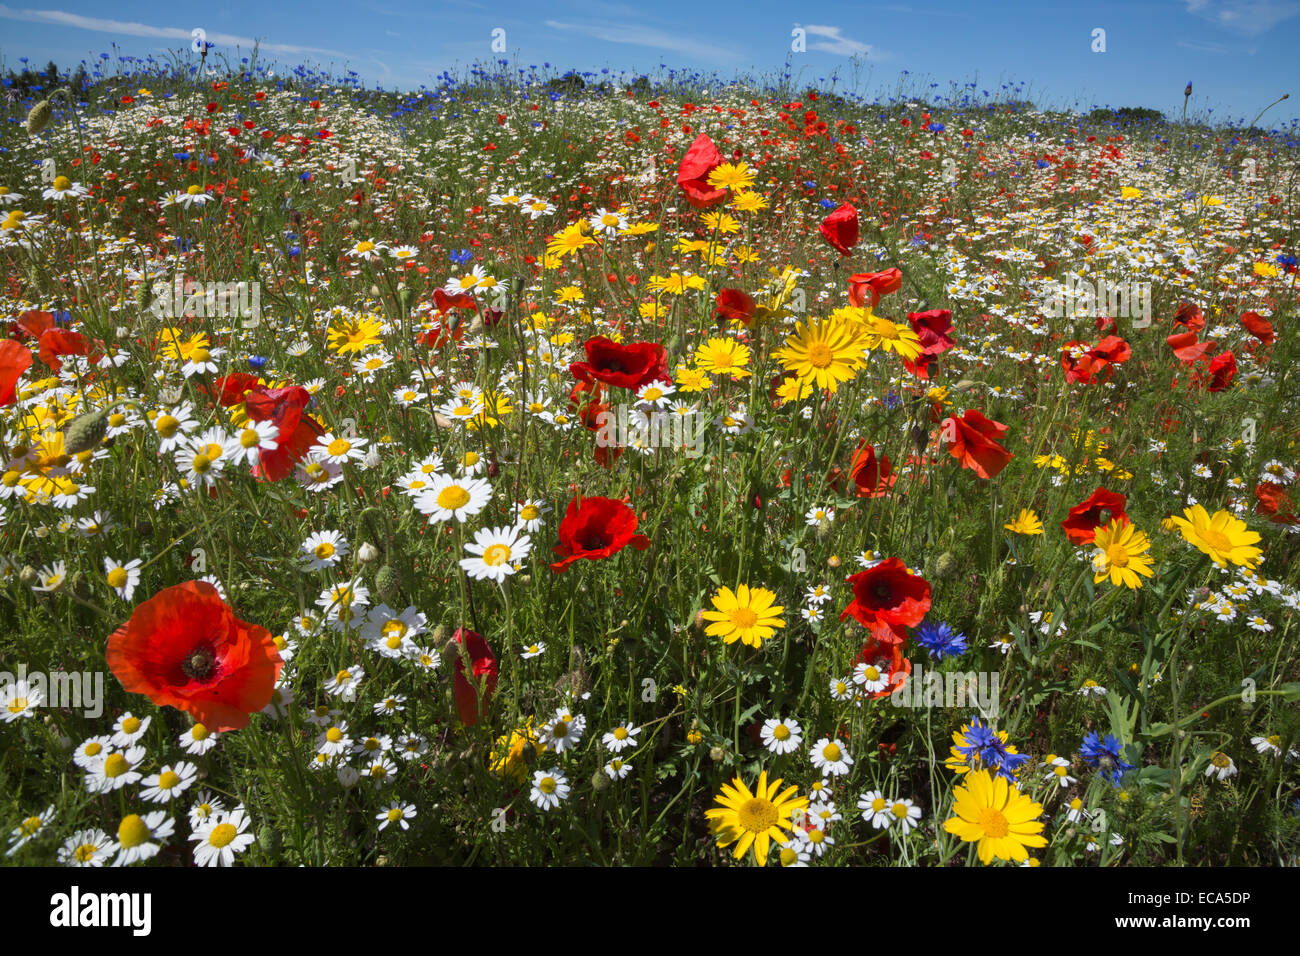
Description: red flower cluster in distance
xmin=105 ymin=581 xmax=283 ymax=731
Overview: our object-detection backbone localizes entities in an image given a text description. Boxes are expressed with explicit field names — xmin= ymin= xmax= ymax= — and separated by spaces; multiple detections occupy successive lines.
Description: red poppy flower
xmin=14 ymin=310 xmax=54 ymax=340
xmin=451 ymin=628 xmax=497 ymax=726
xmin=1060 ymin=341 xmax=1111 ymax=385
xmin=105 ymin=581 xmax=282 ymax=732
xmin=852 ymin=636 xmax=912 ymax=699
xmin=848 ymin=441 xmax=896 ymax=498
xmin=0 ymin=339 xmax=32 ymax=406
xmin=1255 ymin=482 xmax=1298 ymax=525
xmin=38 ymin=328 xmax=99 ymax=373
xmin=1167 ymin=331 xmax=1216 ymax=365
xmin=1173 ymin=300 xmax=1205 ymax=332
xmin=847 ymin=268 xmax=902 ymax=308
xmin=550 ymin=495 xmax=651 ymax=573
xmin=906 ymin=309 xmax=956 ymax=354
xmin=819 ymin=202 xmax=860 ymax=256
xmin=569 ymin=336 xmax=669 ymax=391
xmin=675 ymin=133 xmax=727 ymax=208
xmin=1206 ymin=350 xmax=1236 ymax=392
xmin=215 ymin=376 xmax=323 ymax=481
xmin=714 ymin=287 xmax=757 ymax=324
xmin=841 ymin=557 xmax=931 ymax=643
xmin=1240 ymin=311 xmax=1275 ymax=345
xmin=1061 ymin=487 xmax=1129 ymax=545
xmin=941 ymin=409 xmax=1012 ymax=479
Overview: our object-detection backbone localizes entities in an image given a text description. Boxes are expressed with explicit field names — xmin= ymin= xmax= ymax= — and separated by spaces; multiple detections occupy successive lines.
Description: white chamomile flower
xmin=858 ymin=790 xmax=892 ymax=829
xmin=530 ymin=768 xmax=570 ymax=810
xmin=6 ymin=805 xmax=55 ymax=856
xmin=540 ymin=708 xmax=587 ymax=753
xmin=459 ymin=524 xmax=531 ymax=583
xmin=604 ymin=757 xmax=632 ymax=780
xmin=59 ymin=829 xmax=115 ymax=867
xmin=189 ymin=805 xmax=255 ymax=866
xmin=103 ymin=556 xmax=143 ymax=601
xmin=111 ymin=712 xmax=150 ymax=747
xmin=760 ymin=717 xmax=803 ymax=755
xmin=111 ymin=811 xmax=174 ymax=866
xmin=522 ymin=641 xmax=546 ymax=659
xmin=1205 ymin=751 xmax=1238 ymax=781
xmin=179 ymin=723 xmax=220 ymax=756
xmin=377 ymin=801 xmax=417 ymax=831
xmin=602 ymin=723 xmax=641 ymax=753
xmin=414 ymin=473 xmax=492 ymax=523
xmin=809 ymin=737 xmax=853 ymax=776
xmin=300 ymin=529 xmax=349 ymax=571
xmin=228 ymin=419 xmax=279 ymax=467
xmin=139 ymin=761 xmax=199 ymax=803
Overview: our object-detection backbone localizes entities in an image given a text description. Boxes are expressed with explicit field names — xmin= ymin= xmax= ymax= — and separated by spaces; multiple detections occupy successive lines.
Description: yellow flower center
xmin=729 ymin=607 xmax=758 ymax=630
xmin=74 ymin=844 xmax=97 ymax=862
xmin=773 ymin=725 xmax=791 ymax=741
xmin=117 ymin=815 xmax=149 ymax=848
xmin=122 ymin=716 xmax=141 ymax=734
xmin=737 ymin=796 xmax=778 ymax=832
xmin=1198 ymin=527 xmax=1232 ymax=552
xmin=84 ymin=742 xmax=102 ymax=757
xmin=806 ymin=342 xmax=835 ymax=368
xmin=239 ymin=428 xmax=261 ymax=448
xmin=387 ymin=807 xmax=403 ymax=822
xmin=8 ymin=697 xmax=29 ymax=713
xmin=187 ymin=185 xmax=203 ymax=196
xmin=103 ymin=753 xmax=130 ymax=778
xmin=207 ymin=823 xmax=237 ymax=848
xmin=107 ymin=567 xmax=128 ymax=588
xmin=158 ymin=770 xmax=180 ymax=790
xmin=326 ymin=727 xmax=343 ymax=743
xmin=437 ymin=486 xmax=470 ymax=510
xmin=823 ymin=743 xmax=841 ymax=762
xmin=314 ymin=542 xmax=336 ymax=559
xmin=192 ymin=723 xmax=209 ymax=740
xmin=862 ymin=666 xmax=881 ymax=681
xmin=977 ymin=806 xmax=1010 ymax=838
xmin=538 ymin=776 xmax=557 ymax=794
xmin=326 ymin=438 xmax=351 ymax=457
xmin=155 ymin=414 xmax=180 ymax=437
xmin=1105 ymin=543 xmax=1130 ymax=568
xmin=482 ymin=543 xmax=511 ymax=566
xmin=53 ymin=176 xmax=72 ymax=191
xmin=614 ymin=727 xmax=628 ymax=740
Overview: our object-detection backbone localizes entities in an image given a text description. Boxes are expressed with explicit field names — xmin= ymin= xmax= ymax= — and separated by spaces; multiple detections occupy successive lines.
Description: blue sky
xmin=1 ymin=0 xmax=1297 ymax=124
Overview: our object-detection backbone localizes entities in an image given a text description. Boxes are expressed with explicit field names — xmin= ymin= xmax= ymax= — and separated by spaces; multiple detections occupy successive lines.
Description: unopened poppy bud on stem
xmin=357 ymin=542 xmax=380 ymax=564
xmin=709 ymin=746 xmax=725 ymax=762
xmin=63 ymin=410 xmax=108 ymax=454
xmin=26 ymin=100 xmax=52 ymax=135
xmin=591 ymin=770 xmax=610 ymax=791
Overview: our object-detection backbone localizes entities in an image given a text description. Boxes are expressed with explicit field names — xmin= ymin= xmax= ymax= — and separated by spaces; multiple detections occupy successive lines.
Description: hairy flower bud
xmin=26 ymin=100 xmax=52 ymax=135
xmin=63 ymin=411 xmax=108 ymax=455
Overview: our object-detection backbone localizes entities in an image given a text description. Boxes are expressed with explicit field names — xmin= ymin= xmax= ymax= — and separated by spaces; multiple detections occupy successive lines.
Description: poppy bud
xmin=369 ymin=284 xmax=380 ymax=298
xmin=26 ymin=100 xmax=52 ymax=135
xmin=63 ymin=410 xmax=108 ymax=454
xmin=910 ymin=424 xmax=929 ymax=455
xmin=693 ymin=609 xmax=707 ymax=629
xmin=933 ymin=551 xmax=959 ymax=580
xmin=591 ymin=770 xmax=611 ymax=791
xmin=826 ymin=555 xmax=841 ymax=569
xmin=357 ymin=542 xmax=380 ymax=564
xmin=468 ymin=315 xmax=484 ymax=336
xmin=257 ymin=825 xmax=281 ymax=855
xmin=376 ymin=564 xmax=400 ymax=600
xmin=398 ymin=288 xmax=414 ymax=311
xmin=709 ymin=746 xmax=725 ymax=762
xmin=18 ymin=565 xmax=37 ymax=585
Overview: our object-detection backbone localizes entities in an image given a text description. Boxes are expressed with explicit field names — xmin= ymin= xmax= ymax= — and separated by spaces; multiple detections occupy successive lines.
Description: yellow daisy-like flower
xmin=546 ymin=222 xmax=596 ymax=259
xmin=327 ymin=315 xmax=384 ymax=355
xmin=772 ymin=315 xmax=865 ymax=394
xmin=705 ymin=770 xmax=808 ymax=867
xmin=1167 ymin=503 xmax=1262 ymax=569
xmin=774 ymin=375 xmax=815 ymax=405
xmin=728 ymin=191 xmax=768 ymax=213
xmin=1090 ymin=519 xmax=1155 ymax=589
xmin=1120 ymin=186 xmax=1143 ymax=200
xmin=693 ymin=337 xmax=751 ymax=379
xmin=674 ymin=366 xmax=713 ymax=392
xmin=705 ymin=161 xmax=756 ymax=193
xmin=489 ymin=720 xmax=542 ymax=782
xmin=1003 ymin=508 xmax=1044 ymax=536
xmin=943 ymin=769 xmax=1047 ymax=864
xmin=701 ymin=584 xmax=785 ymax=648
xmin=700 ymin=211 xmax=741 ymax=234
xmin=858 ymin=312 xmax=925 ymax=361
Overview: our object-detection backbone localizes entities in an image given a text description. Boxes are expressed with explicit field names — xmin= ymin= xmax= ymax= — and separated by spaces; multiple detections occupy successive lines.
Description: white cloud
xmin=801 ymin=24 xmax=872 ymax=57
xmin=1182 ymin=0 xmax=1300 ymax=35
xmin=544 ymin=19 xmax=739 ymax=62
xmin=0 ymin=5 xmax=347 ymax=56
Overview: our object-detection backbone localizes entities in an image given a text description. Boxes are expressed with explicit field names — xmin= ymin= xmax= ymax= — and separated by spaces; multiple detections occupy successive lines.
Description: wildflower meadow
xmin=1 ymin=25 xmax=1298 ymax=885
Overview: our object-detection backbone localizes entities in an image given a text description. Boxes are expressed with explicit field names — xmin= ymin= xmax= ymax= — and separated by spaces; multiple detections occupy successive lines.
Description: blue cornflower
xmin=247 ymin=355 xmax=268 ymax=371
xmin=818 ymin=198 xmax=838 ymax=210
xmin=882 ymin=390 xmax=902 ymax=410
xmin=450 ymin=249 xmax=473 ymax=265
xmin=802 ymin=180 xmax=817 ymax=189
xmin=953 ymin=717 xmax=1029 ymax=781
xmin=1080 ymin=731 xmax=1134 ymax=785
xmin=915 ymin=620 xmax=968 ymax=660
